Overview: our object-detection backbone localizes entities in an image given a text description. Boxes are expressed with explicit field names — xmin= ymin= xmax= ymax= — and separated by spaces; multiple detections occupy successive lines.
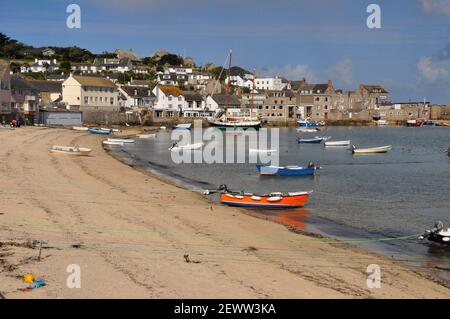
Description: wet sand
xmin=0 ymin=127 xmax=449 ymax=298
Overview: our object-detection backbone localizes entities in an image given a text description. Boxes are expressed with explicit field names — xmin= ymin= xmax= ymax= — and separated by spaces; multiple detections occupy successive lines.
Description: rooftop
xmin=72 ymin=76 xmax=117 ymax=88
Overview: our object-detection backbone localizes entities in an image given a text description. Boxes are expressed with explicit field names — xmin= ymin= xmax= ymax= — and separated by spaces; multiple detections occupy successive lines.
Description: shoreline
xmin=107 ymin=140 xmax=450 ymax=288
xmin=0 ymin=127 xmax=449 ymax=298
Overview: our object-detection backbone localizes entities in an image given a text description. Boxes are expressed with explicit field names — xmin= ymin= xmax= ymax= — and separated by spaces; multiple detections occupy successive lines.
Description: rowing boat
xmin=204 ymin=185 xmax=312 ymax=209
xmin=137 ymin=134 xmax=156 ymax=139
xmin=103 ymin=140 xmax=124 ymax=146
xmin=73 ymin=126 xmax=89 ymax=131
xmin=107 ymin=138 xmax=135 ymax=143
xmin=88 ymin=128 xmax=112 ymax=135
xmin=256 ymin=164 xmax=316 ymax=176
xmin=298 ymin=136 xmax=330 ymax=144
xmin=169 ymin=142 xmax=204 ymax=151
xmin=297 ymin=128 xmax=319 ymax=133
xmin=249 ymin=148 xmax=278 ymax=153
xmin=50 ymin=146 xmax=92 ymax=156
xmin=174 ymin=123 xmax=192 ymax=130
xmin=325 ymin=140 xmax=351 ymax=147
xmin=352 ymin=145 xmax=392 ymax=154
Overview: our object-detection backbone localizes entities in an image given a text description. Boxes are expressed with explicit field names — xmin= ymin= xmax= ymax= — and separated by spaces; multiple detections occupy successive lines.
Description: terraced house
xmin=62 ymin=75 xmax=119 ymax=111
xmin=0 ymin=60 xmax=12 ymax=122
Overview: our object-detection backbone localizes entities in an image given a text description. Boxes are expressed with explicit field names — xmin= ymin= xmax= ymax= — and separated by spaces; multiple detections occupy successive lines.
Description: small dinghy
xmin=352 ymin=145 xmax=392 ymax=154
xmin=419 ymin=221 xmax=450 ymax=245
xmin=73 ymin=126 xmax=89 ymax=131
xmin=256 ymin=163 xmax=319 ymax=176
xmin=88 ymin=128 xmax=112 ymax=135
xmin=298 ymin=136 xmax=330 ymax=144
xmin=204 ymin=185 xmax=312 ymax=209
xmin=107 ymin=138 xmax=135 ymax=143
xmin=325 ymin=140 xmax=351 ymax=147
xmin=297 ymin=128 xmax=320 ymax=133
xmin=103 ymin=140 xmax=124 ymax=146
xmin=137 ymin=133 xmax=156 ymax=139
xmin=101 ymin=128 xmax=120 ymax=132
xmin=174 ymin=123 xmax=192 ymax=130
xmin=249 ymin=148 xmax=278 ymax=153
xmin=50 ymin=146 xmax=92 ymax=156
xmin=169 ymin=142 xmax=204 ymax=151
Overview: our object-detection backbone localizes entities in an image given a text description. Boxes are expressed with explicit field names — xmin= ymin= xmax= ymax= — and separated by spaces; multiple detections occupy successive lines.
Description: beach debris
xmin=18 ymin=277 xmax=46 ymax=292
xmin=23 ymin=274 xmax=35 ymax=283
xmin=71 ymin=244 xmax=83 ymax=249
xmin=30 ymin=279 xmax=46 ymax=289
xmin=243 ymin=246 xmax=258 ymax=253
xmin=183 ymin=254 xmax=201 ymax=264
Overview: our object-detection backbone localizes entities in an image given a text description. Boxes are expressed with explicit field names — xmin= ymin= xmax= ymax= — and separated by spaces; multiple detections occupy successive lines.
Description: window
xmin=100 ymin=97 xmax=103 ymax=102
xmin=315 ymin=97 xmax=320 ymax=102
xmin=110 ymin=98 xmax=114 ymax=105
xmin=84 ymin=97 xmax=89 ymax=104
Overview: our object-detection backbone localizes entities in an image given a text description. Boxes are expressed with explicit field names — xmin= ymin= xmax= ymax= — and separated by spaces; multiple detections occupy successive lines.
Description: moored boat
xmin=298 ymin=136 xmax=330 ymax=144
xmin=204 ymin=185 xmax=312 ymax=209
xmin=297 ymin=119 xmax=324 ymax=128
xmin=406 ymin=119 xmax=424 ymax=127
xmin=73 ymin=126 xmax=89 ymax=131
xmin=103 ymin=140 xmax=124 ymax=146
xmin=50 ymin=145 xmax=92 ymax=156
xmin=137 ymin=133 xmax=156 ymax=139
xmin=377 ymin=120 xmax=388 ymax=126
xmin=174 ymin=123 xmax=192 ymax=130
xmin=352 ymin=145 xmax=392 ymax=154
xmin=419 ymin=221 xmax=450 ymax=245
xmin=256 ymin=164 xmax=318 ymax=176
xmin=107 ymin=138 xmax=135 ymax=143
xmin=88 ymin=128 xmax=112 ymax=135
xmin=249 ymin=148 xmax=278 ymax=153
xmin=325 ymin=140 xmax=351 ymax=147
xmin=169 ymin=142 xmax=204 ymax=151
xmin=297 ymin=128 xmax=320 ymax=133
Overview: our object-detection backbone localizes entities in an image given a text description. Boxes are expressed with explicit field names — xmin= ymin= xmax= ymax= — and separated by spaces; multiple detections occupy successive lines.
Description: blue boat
xmin=88 ymin=128 xmax=112 ymax=135
xmin=298 ymin=137 xmax=325 ymax=144
xmin=297 ymin=119 xmax=323 ymax=127
xmin=256 ymin=164 xmax=316 ymax=176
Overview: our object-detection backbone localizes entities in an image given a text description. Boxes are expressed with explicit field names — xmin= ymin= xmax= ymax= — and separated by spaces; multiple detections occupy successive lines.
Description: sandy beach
xmin=0 ymin=126 xmax=448 ymax=299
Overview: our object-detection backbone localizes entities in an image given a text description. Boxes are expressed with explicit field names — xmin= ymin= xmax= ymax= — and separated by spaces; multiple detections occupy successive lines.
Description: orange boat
xmin=205 ymin=185 xmax=312 ymax=209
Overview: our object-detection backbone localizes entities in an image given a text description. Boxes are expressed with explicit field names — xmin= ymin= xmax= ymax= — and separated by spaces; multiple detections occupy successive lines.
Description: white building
xmin=118 ymin=86 xmax=156 ymax=109
xmin=21 ymin=59 xmax=59 ymax=73
xmin=152 ymin=85 xmax=186 ymax=118
xmin=254 ymin=77 xmax=286 ymax=91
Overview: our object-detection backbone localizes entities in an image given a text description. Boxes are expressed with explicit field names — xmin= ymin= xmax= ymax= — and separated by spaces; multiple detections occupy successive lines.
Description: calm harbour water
xmin=112 ymin=126 xmax=450 ymax=280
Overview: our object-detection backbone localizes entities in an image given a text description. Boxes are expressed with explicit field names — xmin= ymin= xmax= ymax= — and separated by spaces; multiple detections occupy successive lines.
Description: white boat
xmin=352 ymin=145 xmax=392 ymax=154
xmin=101 ymin=128 xmax=120 ymax=132
xmin=325 ymin=140 xmax=351 ymax=147
xmin=103 ymin=140 xmax=124 ymax=146
xmin=107 ymin=138 xmax=135 ymax=143
xmin=174 ymin=123 xmax=192 ymax=130
xmin=297 ymin=128 xmax=319 ymax=133
xmin=249 ymin=148 xmax=278 ymax=153
xmin=72 ymin=126 xmax=89 ymax=131
xmin=377 ymin=120 xmax=388 ymax=126
xmin=160 ymin=126 xmax=167 ymax=130
xmin=50 ymin=146 xmax=92 ymax=156
xmin=169 ymin=142 xmax=204 ymax=151
xmin=137 ymin=133 xmax=156 ymax=139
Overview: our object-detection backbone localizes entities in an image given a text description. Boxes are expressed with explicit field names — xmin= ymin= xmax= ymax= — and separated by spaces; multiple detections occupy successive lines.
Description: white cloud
xmin=258 ymin=64 xmax=317 ymax=82
xmin=327 ymin=58 xmax=353 ymax=86
xmin=417 ymin=56 xmax=450 ymax=82
xmin=420 ymin=0 xmax=450 ymax=17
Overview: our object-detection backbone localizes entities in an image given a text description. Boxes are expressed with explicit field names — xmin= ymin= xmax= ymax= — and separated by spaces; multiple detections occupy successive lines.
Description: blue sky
xmin=1 ymin=0 xmax=450 ymax=103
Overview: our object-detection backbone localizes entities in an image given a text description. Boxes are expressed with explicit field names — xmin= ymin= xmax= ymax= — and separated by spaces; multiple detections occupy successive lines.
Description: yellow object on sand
xmin=23 ymin=274 xmax=35 ymax=283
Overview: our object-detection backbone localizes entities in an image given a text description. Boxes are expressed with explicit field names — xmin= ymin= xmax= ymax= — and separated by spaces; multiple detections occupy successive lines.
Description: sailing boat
xmin=208 ymin=50 xmax=262 ymax=129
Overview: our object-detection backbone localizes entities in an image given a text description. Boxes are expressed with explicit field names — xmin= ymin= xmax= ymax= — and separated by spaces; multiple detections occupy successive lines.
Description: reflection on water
xmin=112 ymin=126 xmax=450 ymax=281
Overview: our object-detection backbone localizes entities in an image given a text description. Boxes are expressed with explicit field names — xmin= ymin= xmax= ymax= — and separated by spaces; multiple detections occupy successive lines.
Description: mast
xmin=251 ymin=68 xmax=256 ymax=120
xmin=226 ymin=49 xmax=232 ymax=120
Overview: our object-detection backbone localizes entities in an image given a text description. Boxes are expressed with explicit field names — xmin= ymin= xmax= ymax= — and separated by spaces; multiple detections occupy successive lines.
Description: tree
xmin=159 ymin=54 xmax=183 ymax=66
xmin=60 ymin=61 xmax=72 ymax=73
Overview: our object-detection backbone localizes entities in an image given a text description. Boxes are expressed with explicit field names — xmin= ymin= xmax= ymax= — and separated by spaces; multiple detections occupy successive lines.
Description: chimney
xmin=327 ymin=80 xmax=333 ymax=87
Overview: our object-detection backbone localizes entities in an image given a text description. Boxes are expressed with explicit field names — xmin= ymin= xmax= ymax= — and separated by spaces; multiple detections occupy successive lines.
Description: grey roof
xmin=211 ymin=94 xmax=241 ymax=106
xmin=183 ymin=92 xmax=203 ymax=102
xmin=11 ymin=76 xmax=38 ymax=93
xmin=29 ymin=80 xmax=62 ymax=93
xmin=47 ymin=74 xmax=69 ymax=81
